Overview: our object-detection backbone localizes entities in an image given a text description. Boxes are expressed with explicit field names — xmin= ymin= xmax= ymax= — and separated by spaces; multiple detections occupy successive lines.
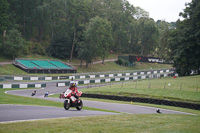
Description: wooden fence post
xmin=180 ymin=83 xmax=182 ymax=90
xmin=135 ymin=80 xmax=137 ymax=88
xmin=148 ymin=82 xmax=151 ymax=89
xmin=164 ymin=82 xmax=166 ymax=89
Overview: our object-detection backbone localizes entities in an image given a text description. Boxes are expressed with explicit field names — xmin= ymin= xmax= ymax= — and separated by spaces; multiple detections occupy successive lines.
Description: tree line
xmin=0 ymin=0 xmax=199 ymax=75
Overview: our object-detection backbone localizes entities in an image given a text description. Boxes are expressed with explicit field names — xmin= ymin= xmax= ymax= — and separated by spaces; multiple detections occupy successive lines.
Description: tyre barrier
xmin=81 ymin=93 xmax=200 ymax=110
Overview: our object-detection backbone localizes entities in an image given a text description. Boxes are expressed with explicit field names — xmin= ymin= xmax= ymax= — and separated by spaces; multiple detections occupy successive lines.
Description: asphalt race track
xmin=0 ymin=104 xmax=117 ymax=123
xmin=1 ymin=82 xmax=195 ymax=123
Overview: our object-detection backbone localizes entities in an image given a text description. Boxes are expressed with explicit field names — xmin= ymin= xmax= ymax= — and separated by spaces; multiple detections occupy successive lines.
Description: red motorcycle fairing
xmin=65 ymin=91 xmax=82 ymax=98
xmin=63 ymin=89 xmax=83 ymax=110
xmin=77 ymin=91 xmax=82 ymax=97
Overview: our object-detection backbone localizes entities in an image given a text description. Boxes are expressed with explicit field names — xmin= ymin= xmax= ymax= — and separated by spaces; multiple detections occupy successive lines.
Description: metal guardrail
xmin=0 ymin=68 xmax=174 ymax=81
xmin=0 ymin=83 xmax=46 ymax=89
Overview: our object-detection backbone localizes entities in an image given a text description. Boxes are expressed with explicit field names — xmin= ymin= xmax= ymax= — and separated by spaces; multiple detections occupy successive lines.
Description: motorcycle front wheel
xmin=64 ymin=100 xmax=70 ymax=110
xmin=76 ymin=99 xmax=83 ymax=110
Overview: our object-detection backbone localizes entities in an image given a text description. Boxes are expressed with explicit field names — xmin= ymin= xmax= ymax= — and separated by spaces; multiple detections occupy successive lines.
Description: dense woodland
xmin=0 ymin=0 xmax=199 ymax=75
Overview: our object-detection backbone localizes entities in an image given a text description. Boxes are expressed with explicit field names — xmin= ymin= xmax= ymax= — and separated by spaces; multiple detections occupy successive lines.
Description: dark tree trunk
xmin=70 ymin=28 xmax=77 ymax=62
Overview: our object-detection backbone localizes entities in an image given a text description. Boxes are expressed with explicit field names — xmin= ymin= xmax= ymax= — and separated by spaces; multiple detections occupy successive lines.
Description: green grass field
xmin=81 ymin=75 xmax=200 ymax=104
xmin=0 ymin=113 xmax=199 ymax=133
xmin=76 ymin=61 xmax=172 ymax=73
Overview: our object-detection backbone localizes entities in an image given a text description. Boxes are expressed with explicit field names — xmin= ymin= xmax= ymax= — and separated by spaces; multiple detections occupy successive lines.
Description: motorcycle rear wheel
xmin=64 ymin=100 xmax=70 ymax=110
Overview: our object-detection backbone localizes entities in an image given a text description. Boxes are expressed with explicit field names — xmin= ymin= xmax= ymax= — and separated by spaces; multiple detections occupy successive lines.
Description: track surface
xmin=0 ymin=104 xmax=117 ymax=123
xmin=1 ymin=82 xmax=195 ymax=123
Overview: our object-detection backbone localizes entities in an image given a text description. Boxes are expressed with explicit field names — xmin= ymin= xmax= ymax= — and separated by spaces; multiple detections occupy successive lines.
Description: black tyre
xmin=76 ymin=99 xmax=83 ymax=110
xmin=64 ymin=100 xmax=70 ymax=110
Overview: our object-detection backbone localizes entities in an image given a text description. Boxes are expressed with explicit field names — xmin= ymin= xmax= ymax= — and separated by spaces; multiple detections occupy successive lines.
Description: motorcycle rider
xmin=31 ymin=90 xmax=36 ymax=96
xmin=67 ymin=81 xmax=79 ymax=99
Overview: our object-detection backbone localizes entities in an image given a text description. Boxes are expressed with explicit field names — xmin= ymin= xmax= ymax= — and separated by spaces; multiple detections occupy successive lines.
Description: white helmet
xmin=70 ymin=81 xmax=75 ymax=87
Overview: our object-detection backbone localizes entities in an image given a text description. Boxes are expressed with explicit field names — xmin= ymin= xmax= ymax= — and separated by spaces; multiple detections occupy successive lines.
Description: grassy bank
xmin=0 ymin=62 xmax=171 ymax=76
xmin=0 ymin=54 xmax=172 ymax=75
xmin=81 ymin=75 xmax=200 ymax=104
xmin=76 ymin=62 xmax=171 ymax=73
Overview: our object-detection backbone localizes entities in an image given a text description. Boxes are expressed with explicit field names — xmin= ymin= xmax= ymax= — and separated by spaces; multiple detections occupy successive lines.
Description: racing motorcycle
xmin=63 ymin=89 xmax=83 ymax=110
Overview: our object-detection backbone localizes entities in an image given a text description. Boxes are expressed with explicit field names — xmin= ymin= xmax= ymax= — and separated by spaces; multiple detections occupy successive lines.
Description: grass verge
xmin=0 ymin=114 xmax=199 ymax=133
xmin=81 ymin=75 xmax=200 ymax=104
xmin=75 ymin=62 xmax=171 ymax=73
xmin=0 ymin=88 xmax=62 ymax=107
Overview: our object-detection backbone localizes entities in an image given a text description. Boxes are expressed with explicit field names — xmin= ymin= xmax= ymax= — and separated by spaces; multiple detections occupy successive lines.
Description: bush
xmin=115 ymin=58 xmax=123 ymax=65
xmin=124 ymin=60 xmax=129 ymax=67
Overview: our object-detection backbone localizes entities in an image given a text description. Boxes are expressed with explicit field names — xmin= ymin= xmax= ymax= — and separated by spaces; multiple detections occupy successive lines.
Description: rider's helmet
xmin=70 ymin=81 xmax=75 ymax=87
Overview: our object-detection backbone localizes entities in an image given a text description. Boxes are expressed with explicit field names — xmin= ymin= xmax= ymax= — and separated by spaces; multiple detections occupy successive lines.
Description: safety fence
xmin=57 ymin=73 xmax=171 ymax=87
xmin=0 ymin=83 xmax=46 ymax=89
xmin=81 ymin=93 xmax=200 ymax=110
xmin=0 ymin=69 xmax=174 ymax=81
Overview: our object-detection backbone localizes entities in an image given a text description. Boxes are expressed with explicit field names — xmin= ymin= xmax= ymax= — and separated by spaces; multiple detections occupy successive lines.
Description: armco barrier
xmin=57 ymin=73 xmax=170 ymax=87
xmin=0 ymin=83 xmax=46 ymax=88
xmin=82 ymin=93 xmax=200 ymax=110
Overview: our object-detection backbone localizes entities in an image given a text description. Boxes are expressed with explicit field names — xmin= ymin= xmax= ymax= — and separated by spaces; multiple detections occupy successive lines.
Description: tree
xmin=107 ymin=0 xmax=137 ymax=54
xmin=0 ymin=0 xmax=10 ymax=42
xmin=134 ymin=7 xmax=149 ymax=20
xmin=85 ymin=16 xmax=113 ymax=64
xmin=77 ymin=16 xmax=113 ymax=67
xmin=36 ymin=0 xmax=68 ymax=38
xmin=47 ymin=33 xmax=71 ymax=59
xmin=7 ymin=0 xmax=43 ymax=39
xmin=156 ymin=20 xmax=174 ymax=59
xmin=64 ymin=0 xmax=92 ymax=61
xmin=137 ymin=18 xmax=159 ymax=56
xmin=2 ymin=0 xmax=166 ymax=60
xmin=170 ymin=0 xmax=200 ymax=76
xmin=1 ymin=29 xmax=28 ymax=58
xmin=77 ymin=41 xmax=93 ymax=67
